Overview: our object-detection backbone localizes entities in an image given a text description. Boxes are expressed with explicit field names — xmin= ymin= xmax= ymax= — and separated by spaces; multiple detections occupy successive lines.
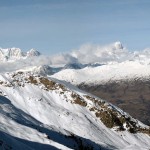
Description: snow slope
xmin=51 ymin=60 xmax=150 ymax=85
xmin=0 ymin=71 xmax=150 ymax=150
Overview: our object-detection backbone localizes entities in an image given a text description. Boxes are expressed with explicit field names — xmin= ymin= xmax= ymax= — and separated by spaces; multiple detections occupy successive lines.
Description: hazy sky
xmin=0 ymin=0 xmax=150 ymax=54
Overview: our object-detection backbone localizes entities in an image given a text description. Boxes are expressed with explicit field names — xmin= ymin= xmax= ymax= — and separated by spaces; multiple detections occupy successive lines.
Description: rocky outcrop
xmin=79 ymin=78 xmax=150 ymax=125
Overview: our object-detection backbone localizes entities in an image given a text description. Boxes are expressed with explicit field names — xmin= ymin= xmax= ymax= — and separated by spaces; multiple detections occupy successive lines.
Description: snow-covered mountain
xmin=1 ymin=43 xmax=150 ymax=149
xmin=0 ymin=71 xmax=150 ymax=150
xmin=51 ymin=60 xmax=150 ymax=85
xmin=0 ymin=48 xmax=24 ymax=61
xmin=63 ymin=63 xmax=84 ymax=70
xmin=27 ymin=49 xmax=41 ymax=57
xmin=0 ymin=48 xmax=40 ymax=62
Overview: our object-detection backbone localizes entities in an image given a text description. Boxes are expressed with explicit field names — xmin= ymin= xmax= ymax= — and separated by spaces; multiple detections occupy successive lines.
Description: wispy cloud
xmin=69 ymin=42 xmax=128 ymax=64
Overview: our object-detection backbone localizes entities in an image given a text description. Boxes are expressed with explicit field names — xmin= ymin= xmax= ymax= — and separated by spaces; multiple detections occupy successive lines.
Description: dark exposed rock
xmin=79 ymin=78 xmax=150 ymax=126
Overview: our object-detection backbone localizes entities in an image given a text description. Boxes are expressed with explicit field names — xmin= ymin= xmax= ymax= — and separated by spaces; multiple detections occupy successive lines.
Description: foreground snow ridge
xmin=0 ymin=71 xmax=150 ymax=150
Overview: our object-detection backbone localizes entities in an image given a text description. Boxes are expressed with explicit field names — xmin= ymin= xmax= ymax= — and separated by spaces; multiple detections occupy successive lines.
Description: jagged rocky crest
xmin=0 ymin=47 xmax=40 ymax=61
xmin=0 ymin=71 xmax=150 ymax=149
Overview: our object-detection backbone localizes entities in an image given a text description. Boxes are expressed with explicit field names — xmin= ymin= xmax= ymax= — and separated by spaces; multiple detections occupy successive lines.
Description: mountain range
xmin=1 ymin=43 xmax=150 ymax=149
xmin=0 ymin=48 xmax=40 ymax=61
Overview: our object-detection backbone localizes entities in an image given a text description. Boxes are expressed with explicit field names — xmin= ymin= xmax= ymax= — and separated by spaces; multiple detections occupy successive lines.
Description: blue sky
xmin=0 ymin=0 xmax=150 ymax=54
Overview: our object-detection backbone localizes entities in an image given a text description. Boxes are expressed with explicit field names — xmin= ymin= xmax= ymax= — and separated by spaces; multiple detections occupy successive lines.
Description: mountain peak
xmin=27 ymin=49 xmax=41 ymax=57
xmin=114 ymin=41 xmax=123 ymax=49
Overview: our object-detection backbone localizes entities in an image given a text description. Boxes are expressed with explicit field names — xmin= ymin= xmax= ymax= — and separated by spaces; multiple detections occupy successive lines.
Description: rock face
xmin=0 ymin=71 xmax=150 ymax=150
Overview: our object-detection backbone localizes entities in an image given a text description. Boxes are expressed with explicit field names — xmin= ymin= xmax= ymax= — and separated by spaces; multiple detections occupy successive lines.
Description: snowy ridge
xmin=51 ymin=60 xmax=150 ymax=85
xmin=0 ymin=71 xmax=150 ymax=149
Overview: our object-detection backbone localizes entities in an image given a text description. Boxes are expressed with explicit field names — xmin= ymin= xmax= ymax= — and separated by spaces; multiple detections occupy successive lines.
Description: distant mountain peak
xmin=63 ymin=62 xmax=83 ymax=69
xmin=27 ymin=48 xmax=41 ymax=57
xmin=114 ymin=41 xmax=123 ymax=49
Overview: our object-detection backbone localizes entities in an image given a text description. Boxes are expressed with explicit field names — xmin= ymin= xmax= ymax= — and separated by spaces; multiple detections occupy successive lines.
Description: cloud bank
xmin=70 ymin=41 xmax=128 ymax=64
xmin=0 ymin=41 xmax=150 ymax=73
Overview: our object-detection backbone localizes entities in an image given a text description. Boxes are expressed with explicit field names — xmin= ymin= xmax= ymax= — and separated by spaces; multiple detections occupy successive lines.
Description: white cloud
xmin=70 ymin=41 xmax=129 ymax=64
xmin=0 ymin=56 xmax=52 ymax=73
xmin=50 ymin=53 xmax=78 ymax=65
